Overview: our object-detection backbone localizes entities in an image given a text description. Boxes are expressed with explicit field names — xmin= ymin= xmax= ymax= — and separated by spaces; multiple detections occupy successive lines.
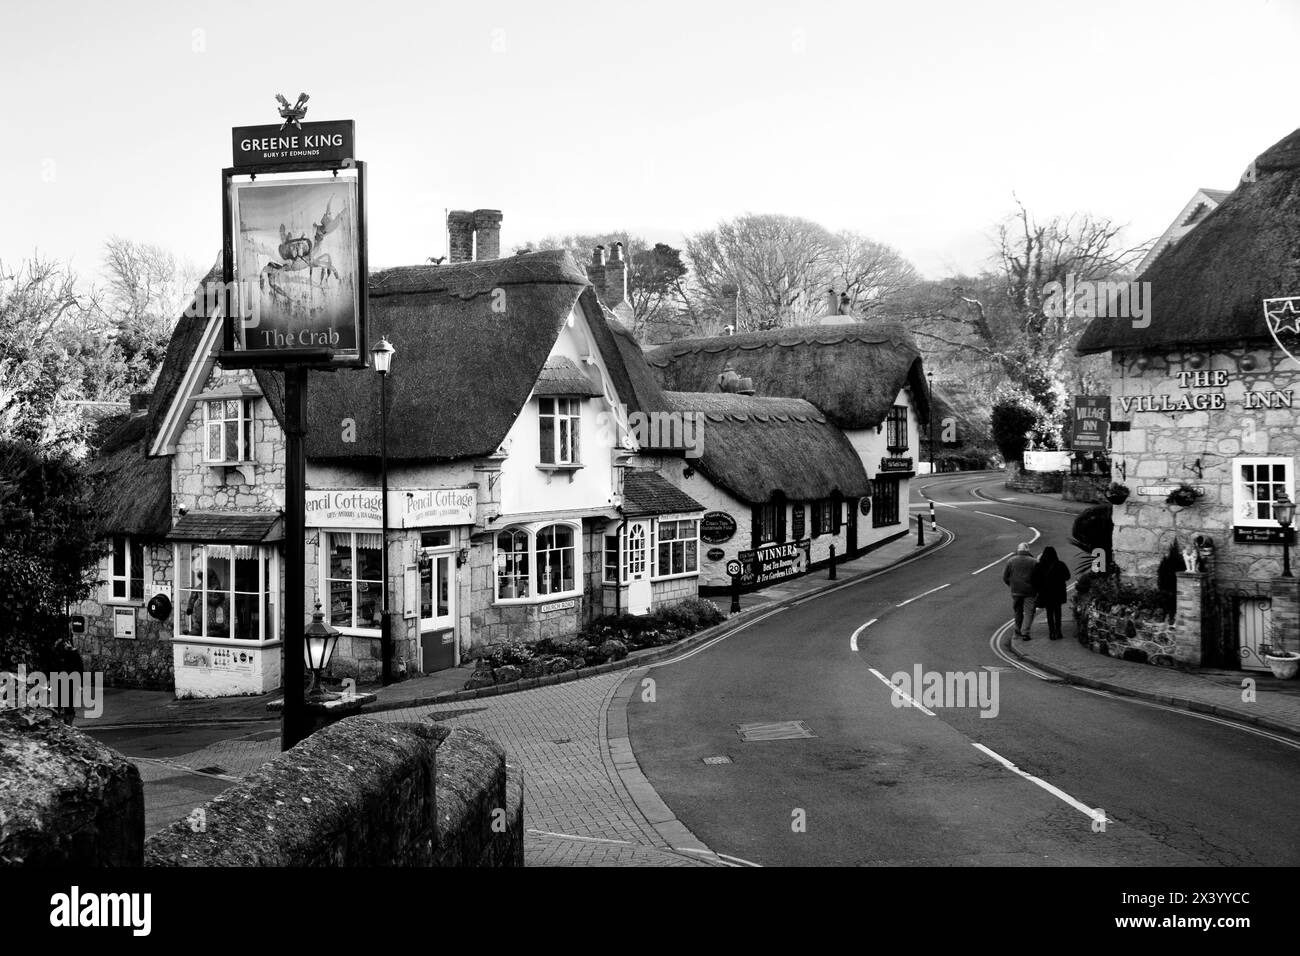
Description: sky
xmin=3 ymin=0 xmax=1299 ymax=284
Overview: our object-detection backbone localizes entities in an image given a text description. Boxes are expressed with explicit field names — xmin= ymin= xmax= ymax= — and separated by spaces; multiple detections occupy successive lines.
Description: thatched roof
xmin=646 ymin=323 xmax=929 ymax=428
xmin=663 ymin=392 xmax=871 ymax=504
xmin=582 ymin=288 xmax=669 ymax=416
xmin=1078 ymin=126 xmax=1300 ymax=355
xmin=304 ymin=251 xmax=590 ymax=462
xmin=84 ymin=413 xmax=172 ymax=539
xmin=534 ymin=356 xmax=602 ymax=398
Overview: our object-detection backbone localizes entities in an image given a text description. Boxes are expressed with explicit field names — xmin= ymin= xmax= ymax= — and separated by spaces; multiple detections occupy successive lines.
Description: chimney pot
xmin=825 ymin=287 xmax=839 ymax=316
xmin=609 ymin=241 xmax=624 ymax=263
xmin=592 ymin=245 xmax=607 ymax=266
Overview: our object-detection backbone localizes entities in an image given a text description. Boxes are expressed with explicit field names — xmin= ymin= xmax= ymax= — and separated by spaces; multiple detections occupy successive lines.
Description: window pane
xmin=225 ymin=399 xmax=240 ymax=419
xmin=685 ymin=539 xmax=698 ymax=572
xmin=559 ymin=418 xmax=570 ymax=463
xmin=113 ymin=537 xmax=126 ymax=576
xmin=328 ymin=534 xmax=352 ymax=578
xmin=420 ymin=564 xmax=433 ymax=619
xmin=539 ymin=415 xmax=555 ymax=464
xmin=224 ymin=420 xmax=239 ymax=460
xmin=539 ymin=398 xmax=554 ymax=415
xmin=356 ymin=537 xmax=382 ymax=582
xmin=329 ymin=578 xmax=353 ymax=627
xmin=421 ymin=530 xmax=451 ymax=548
xmin=658 ymin=541 xmax=670 ymax=572
xmin=207 ymin=422 xmax=222 ymax=460
xmin=570 ymin=412 xmax=580 ymax=463
xmin=242 ymin=414 xmax=253 ymax=460
xmin=437 ymin=559 xmax=450 ymax=617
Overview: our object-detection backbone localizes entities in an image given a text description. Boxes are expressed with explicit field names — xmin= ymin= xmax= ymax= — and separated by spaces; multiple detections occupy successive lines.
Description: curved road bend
xmin=628 ymin=472 xmax=1300 ymax=866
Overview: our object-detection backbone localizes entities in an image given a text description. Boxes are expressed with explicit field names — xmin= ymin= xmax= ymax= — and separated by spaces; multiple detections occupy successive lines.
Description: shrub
xmin=650 ymin=597 xmax=724 ymax=633
xmin=1084 ymin=575 xmax=1175 ymax=618
xmin=596 ymin=640 xmax=628 ymax=663
xmin=480 ymin=640 xmax=535 ymax=668
xmin=991 ymin=398 xmax=1038 ymax=464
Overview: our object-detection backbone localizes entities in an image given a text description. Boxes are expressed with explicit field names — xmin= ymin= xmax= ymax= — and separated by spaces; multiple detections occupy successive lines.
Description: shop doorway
xmin=846 ymin=498 xmax=859 ymax=555
xmin=419 ymin=533 xmax=456 ymax=673
xmin=627 ymin=520 xmax=651 ymax=615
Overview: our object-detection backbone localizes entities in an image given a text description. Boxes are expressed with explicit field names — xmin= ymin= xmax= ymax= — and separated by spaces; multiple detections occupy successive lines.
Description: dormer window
xmin=886 ymin=405 xmax=909 ymax=452
xmin=203 ymin=398 xmax=255 ymax=464
xmin=539 ymin=397 xmax=581 ymax=466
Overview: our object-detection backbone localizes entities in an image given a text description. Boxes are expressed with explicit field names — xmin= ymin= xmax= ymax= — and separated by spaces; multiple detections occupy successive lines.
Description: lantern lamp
xmin=303 ymin=602 xmax=340 ymax=699
xmin=1276 ymin=489 xmax=1296 ymax=578
xmin=370 ymin=336 xmax=395 ymax=375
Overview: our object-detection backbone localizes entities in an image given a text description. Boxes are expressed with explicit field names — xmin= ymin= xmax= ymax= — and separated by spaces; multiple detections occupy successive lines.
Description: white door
xmin=419 ymin=550 xmax=456 ymax=672
xmin=627 ymin=521 xmax=651 ymax=615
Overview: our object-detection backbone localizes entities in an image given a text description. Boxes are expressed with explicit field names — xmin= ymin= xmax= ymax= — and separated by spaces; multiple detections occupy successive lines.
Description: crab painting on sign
xmin=229 ymin=174 xmax=363 ymax=362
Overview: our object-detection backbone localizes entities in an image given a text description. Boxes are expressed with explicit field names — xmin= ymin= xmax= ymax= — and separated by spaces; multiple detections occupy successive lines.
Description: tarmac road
xmin=627 ymin=472 xmax=1300 ymax=866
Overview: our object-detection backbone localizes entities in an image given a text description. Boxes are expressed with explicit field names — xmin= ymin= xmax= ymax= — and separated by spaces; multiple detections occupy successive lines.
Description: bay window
xmin=539 ymin=397 xmax=581 ymax=465
xmin=176 ymin=543 xmax=277 ymax=641
xmin=655 ymin=519 xmax=699 ymax=578
xmin=494 ymin=522 xmax=582 ymax=601
xmin=1233 ymin=458 xmax=1295 ymax=526
xmin=109 ymin=535 xmax=144 ymax=602
xmin=204 ymin=398 xmax=255 ymax=464
xmin=325 ymin=531 xmax=383 ymax=631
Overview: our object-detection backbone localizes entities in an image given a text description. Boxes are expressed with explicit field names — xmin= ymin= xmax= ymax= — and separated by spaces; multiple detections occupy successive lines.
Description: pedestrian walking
xmin=1031 ymin=546 xmax=1072 ymax=640
xmin=1002 ymin=542 xmax=1039 ymax=640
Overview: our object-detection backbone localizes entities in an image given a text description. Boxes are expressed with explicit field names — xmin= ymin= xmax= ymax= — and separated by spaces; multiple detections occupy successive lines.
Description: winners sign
xmin=222 ymin=112 xmax=367 ymax=368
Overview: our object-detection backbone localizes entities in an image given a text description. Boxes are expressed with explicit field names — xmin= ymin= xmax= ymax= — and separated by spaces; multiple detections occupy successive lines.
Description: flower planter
xmin=1265 ymin=652 xmax=1300 ymax=680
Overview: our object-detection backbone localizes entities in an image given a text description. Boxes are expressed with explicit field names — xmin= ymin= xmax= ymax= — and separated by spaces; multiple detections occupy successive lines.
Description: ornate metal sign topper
xmin=1263 ymin=296 xmax=1300 ymax=369
xmin=276 ymin=92 xmax=310 ymax=130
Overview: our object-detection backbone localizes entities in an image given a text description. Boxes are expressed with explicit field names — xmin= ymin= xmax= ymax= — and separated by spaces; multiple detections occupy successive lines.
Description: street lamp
xmin=371 ymin=336 xmax=396 ymax=685
xmin=1275 ymin=489 xmax=1296 ymax=578
xmin=303 ymin=602 xmax=340 ymax=701
xmin=926 ymin=370 xmax=935 ymax=475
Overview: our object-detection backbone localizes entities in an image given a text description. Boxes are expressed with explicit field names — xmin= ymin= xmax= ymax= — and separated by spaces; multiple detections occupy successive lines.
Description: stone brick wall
xmin=1270 ymin=576 xmax=1300 ymax=655
xmin=74 ymin=542 xmax=175 ymax=689
xmin=1063 ymin=473 xmax=1111 ymax=504
xmin=144 ymin=718 xmax=522 ymax=867
xmin=1109 ymin=344 xmax=1300 ymax=585
xmin=1005 ymin=461 xmax=1064 ymax=494
xmin=0 ymin=709 xmax=143 ymax=866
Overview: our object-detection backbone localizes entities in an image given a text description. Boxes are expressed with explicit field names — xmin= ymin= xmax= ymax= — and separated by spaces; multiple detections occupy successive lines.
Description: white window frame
xmin=108 ymin=535 xmax=145 ymax=604
xmin=653 ymin=516 xmax=700 ymax=580
xmin=886 ymin=404 xmax=909 ymax=452
xmin=538 ymin=397 xmax=582 ymax=466
xmin=320 ymin=530 xmax=384 ymax=636
xmin=493 ymin=521 xmax=584 ymax=604
xmin=1232 ymin=457 xmax=1295 ymax=528
xmin=174 ymin=543 xmax=279 ymax=643
xmin=203 ymin=397 xmax=255 ymax=464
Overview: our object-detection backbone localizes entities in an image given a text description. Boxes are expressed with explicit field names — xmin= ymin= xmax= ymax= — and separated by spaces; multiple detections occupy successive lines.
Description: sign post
xmin=220 ymin=95 xmax=367 ymax=751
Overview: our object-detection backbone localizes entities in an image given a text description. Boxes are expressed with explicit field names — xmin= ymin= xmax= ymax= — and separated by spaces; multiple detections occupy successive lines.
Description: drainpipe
xmin=613 ymin=507 xmax=627 ymax=617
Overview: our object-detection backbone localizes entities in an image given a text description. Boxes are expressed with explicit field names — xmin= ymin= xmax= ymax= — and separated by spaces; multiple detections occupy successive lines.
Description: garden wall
xmin=1005 ymin=461 xmax=1064 ymax=494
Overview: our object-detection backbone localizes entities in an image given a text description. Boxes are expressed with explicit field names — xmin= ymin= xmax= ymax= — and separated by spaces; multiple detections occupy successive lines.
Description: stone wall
xmin=0 ymin=709 xmax=143 ymax=866
xmin=145 ymin=718 xmax=523 ymax=867
xmin=1109 ymin=344 xmax=1300 ymax=585
xmin=1063 ymin=473 xmax=1111 ymax=504
xmin=1005 ymin=461 xmax=1064 ymax=494
xmin=74 ymin=543 xmax=175 ymax=689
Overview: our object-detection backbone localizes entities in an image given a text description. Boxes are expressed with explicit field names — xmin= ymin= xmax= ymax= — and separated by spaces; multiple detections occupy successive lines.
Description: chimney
xmin=824 ymin=287 xmax=840 ymax=316
xmin=719 ymin=283 xmax=739 ymax=329
xmin=473 ymin=209 xmax=503 ymax=260
xmin=586 ymin=245 xmax=607 ymax=295
xmin=603 ymin=242 xmax=629 ymax=307
xmin=447 ymin=210 xmax=475 ymax=263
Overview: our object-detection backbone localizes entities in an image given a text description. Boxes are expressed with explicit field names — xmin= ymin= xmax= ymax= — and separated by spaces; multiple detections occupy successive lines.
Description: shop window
xmin=655 ymin=519 xmax=699 ymax=578
xmin=536 ymin=524 xmax=577 ymax=595
xmin=831 ymin=491 xmax=844 ymax=533
xmin=421 ymin=529 xmax=452 ymax=549
xmin=203 ymin=398 xmax=255 ymax=464
xmin=539 ymin=397 xmax=581 ymax=465
xmin=496 ymin=528 xmax=531 ymax=600
xmin=886 ymin=405 xmax=909 ymax=452
xmin=176 ymin=543 xmax=277 ymax=641
xmin=109 ymin=535 xmax=144 ymax=602
xmin=812 ymin=499 xmax=835 ymax=536
xmin=754 ymin=501 xmax=783 ymax=546
xmin=324 ymin=531 xmax=383 ymax=631
xmin=1233 ymin=458 xmax=1295 ymax=526
xmin=872 ymin=479 xmax=900 ymax=528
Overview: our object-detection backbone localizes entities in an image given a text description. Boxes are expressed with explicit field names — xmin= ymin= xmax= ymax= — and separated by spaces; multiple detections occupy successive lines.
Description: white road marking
xmin=971 ymin=553 xmax=1014 ymax=575
xmin=897 ymin=583 xmax=950 ymax=606
xmin=1073 ymin=686 xmax=1300 ymax=752
xmin=974 ymin=510 xmax=1016 ymax=522
xmin=971 ymin=743 xmax=1110 ymax=826
xmin=988 ymin=619 xmax=1061 ymax=680
xmin=849 ymin=618 xmax=878 ymax=652
xmin=678 ymin=847 xmax=764 ymax=867
xmin=868 ymin=667 xmax=936 ymax=716
xmin=528 ymin=828 xmax=636 ymax=846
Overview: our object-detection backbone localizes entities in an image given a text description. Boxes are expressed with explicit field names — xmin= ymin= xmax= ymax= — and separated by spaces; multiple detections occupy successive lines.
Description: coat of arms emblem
xmin=1263 ymin=296 xmax=1300 ymax=368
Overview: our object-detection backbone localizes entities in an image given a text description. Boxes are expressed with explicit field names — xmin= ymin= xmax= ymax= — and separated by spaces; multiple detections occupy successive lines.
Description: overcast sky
xmin=3 ymin=0 xmax=1298 ymax=283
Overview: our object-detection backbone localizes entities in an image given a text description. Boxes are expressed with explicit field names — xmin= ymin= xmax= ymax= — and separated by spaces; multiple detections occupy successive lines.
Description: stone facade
xmin=1108 ymin=344 xmax=1300 ymax=584
xmin=1005 ymin=461 xmax=1064 ymax=494
xmin=75 ymin=543 xmax=175 ymax=690
xmin=1063 ymin=473 xmax=1110 ymax=504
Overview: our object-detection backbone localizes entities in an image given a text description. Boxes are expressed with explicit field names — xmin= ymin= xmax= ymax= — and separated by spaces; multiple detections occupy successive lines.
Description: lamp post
xmin=371 ymin=336 xmax=396 ymax=685
xmin=1276 ymin=489 xmax=1296 ymax=578
xmin=927 ymin=370 xmax=935 ymax=475
xmin=303 ymin=602 xmax=341 ymax=702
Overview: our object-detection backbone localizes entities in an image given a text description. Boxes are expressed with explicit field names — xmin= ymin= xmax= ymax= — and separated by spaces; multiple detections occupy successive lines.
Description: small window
xmin=872 ymin=479 xmax=901 ymax=528
xmin=539 ymin=397 xmax=581 ymax=465
xmin=536 ymin=524 xmax=577 ymax=595
xmin=655 ymin=519 xmax=699 ymax=577
xmin=604 ymin=534 xmax=621 ymax=584
xmin=325 ymin=531 xmax=383 ymax=631
xmin=496 ymin=528 xmax=530 ymax=600
xmin=813 ymin=500 xmax=835 ymax=536
xmin=421 ymin=529 xmax=452 ymax=549
xmin=110 ymin=536 xmax=144 ymax=602
xmin=886 ymin=405 xmax=909 ymax=452
xmin=1233 ymin=458 xmax=1295 ymax=527
xmin=203 ymin=398 xmax=255 ymax=464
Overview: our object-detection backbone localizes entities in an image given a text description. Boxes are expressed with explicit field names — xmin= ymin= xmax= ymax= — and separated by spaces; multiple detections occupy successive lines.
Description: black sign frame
xmin=219 ymin=157 xmax=369 ymax=371
xmin=232 ymin=120 xmax=356 ymax=168
xmin=701 ymin=511 xmax=738 ymax=544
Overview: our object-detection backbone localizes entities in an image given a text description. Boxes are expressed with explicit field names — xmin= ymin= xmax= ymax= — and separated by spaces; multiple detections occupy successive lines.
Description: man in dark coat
xmin=1002 ymin=542 xmax=1038 ymax=640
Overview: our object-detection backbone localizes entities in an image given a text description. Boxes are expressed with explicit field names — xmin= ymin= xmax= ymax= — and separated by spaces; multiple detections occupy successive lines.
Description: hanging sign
xmin=701 ymin=511 xmax=738 ymax=544
xmin=232 ymin=120 xmax=355 ymax=168
xmin=1070 ymin=395 xmax=1111 ymax=451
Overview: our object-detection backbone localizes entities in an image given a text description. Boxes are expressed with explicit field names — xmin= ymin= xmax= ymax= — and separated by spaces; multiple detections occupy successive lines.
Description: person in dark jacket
xmin=1031 ymin=546 xmax=1072 ymax=640
xmin=1002 ymin=543 xmax=1038 ymax=640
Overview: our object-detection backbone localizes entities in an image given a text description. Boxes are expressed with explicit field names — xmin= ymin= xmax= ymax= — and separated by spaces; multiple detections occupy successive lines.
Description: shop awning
xmin=167 ymin=511 xmax=284 ymax=543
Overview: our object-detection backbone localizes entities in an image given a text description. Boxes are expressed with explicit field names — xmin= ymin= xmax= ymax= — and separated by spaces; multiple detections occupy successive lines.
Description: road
xmin=627 ymin=472 xmax=1300 ymax=866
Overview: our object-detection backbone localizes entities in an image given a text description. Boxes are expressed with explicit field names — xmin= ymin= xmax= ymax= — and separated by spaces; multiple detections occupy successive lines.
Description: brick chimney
xmin=604 ymin=242 xmax=629 ymax=307
xmin=719 ymin=283 xmax=739 ymax=330
xmin=447 ymin=210 xmax=475 ymax=263
xmin=473 ymin=209 xmax=503 ymax=260
xmin=586 ymin=245 xmax=608 ymax=295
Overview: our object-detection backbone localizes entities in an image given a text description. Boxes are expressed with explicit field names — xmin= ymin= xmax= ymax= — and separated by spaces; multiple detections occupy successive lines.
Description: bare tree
xmin=827 ymin=231 xmax=919 ymax=317
xmin=101 ymin=237 xmax=199 ymax=390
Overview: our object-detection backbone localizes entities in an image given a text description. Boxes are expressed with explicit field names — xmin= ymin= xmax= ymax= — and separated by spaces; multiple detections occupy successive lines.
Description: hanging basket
xmin=1165 ymin=484 xmax=1201 ymax=507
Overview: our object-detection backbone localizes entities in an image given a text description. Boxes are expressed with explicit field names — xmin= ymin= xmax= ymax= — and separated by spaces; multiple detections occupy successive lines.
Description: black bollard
xmin=828 ymin=544 xmax=837 ymax=579
xmin=730 ymin=572 xmax=741 ymax=615
xmin=917 ymin=512 xmax=925 ymax=545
